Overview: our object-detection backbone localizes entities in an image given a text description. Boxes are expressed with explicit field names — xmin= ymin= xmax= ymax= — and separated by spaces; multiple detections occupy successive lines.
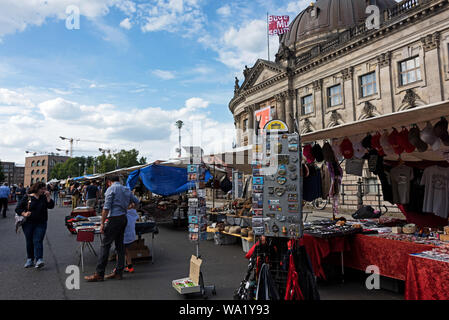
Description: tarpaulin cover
xmin=126 ymin=164 xmax=212 ymax=196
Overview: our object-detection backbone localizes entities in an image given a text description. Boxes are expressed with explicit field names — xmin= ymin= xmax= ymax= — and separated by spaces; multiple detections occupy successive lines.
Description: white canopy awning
xmin=301 ymin=100 xmax=449 ymax=162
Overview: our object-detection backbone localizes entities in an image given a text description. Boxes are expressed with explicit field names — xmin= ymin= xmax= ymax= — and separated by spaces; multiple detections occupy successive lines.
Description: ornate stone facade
xmin=229 ymin=0 xmax=449 ymax=146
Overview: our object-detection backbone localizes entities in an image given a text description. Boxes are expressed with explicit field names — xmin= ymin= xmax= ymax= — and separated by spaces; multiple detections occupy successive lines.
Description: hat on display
xmin=388 ymin=128 xmax=404 ymax=155
xmin=303 ymin=144 xmax=315 ymax=163
xmin=371 ymin=132 xmax=385 ymax=156
xmin=350 ymin=135 xmax=367 ymax=159
xmin=340 ymin=137 xmax=354 ymax=159
xmin=322 ymin=142 xmax=336 ymax=162
xmin=331 ymin=138 xmax=344 ymax=161
xmin=398 ymin=128 xmax=416 ymax=153
xmin=433 ymin=117 xmax=449 ymax=146
xmin=420 ymin=121 xmax=441 ymax=151
xmin=408 ymin=125 xmax=428 ymax=152
xmin=380 ymin=130 xmax=395 ymax=156
xmin=361 ymin=134 xmax=372 ymax=150
xmin=311 ymin=143 xmax=324 ymax=162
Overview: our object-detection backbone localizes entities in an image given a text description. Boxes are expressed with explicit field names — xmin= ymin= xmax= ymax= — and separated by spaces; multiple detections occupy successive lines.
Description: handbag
xmin=15 ymin=196 xmax=31 ymax=233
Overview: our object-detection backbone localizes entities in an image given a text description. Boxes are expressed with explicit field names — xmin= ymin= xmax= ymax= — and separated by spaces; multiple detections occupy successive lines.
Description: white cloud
xmin=0 ymin=87 xmax=235 ymax=164
xmin=119 ymin=17 xmax=132 ymax=30
xmin=284 ymin=0 xmax=310 ymax=13
xmin=152 ymin=69 xmax=176 ymax=80
xmin=217 ymin=5 xmax=231 ymax=17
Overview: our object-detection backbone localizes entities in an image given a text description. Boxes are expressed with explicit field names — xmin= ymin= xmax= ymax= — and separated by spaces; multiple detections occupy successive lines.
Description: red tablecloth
xmin=405 ymin=254 xmax=449 ymax=300
xmin=302 ymin=233 xmax=436 ymax=281
xmin=300 ymin=234 xmax=350 ymax=279
xmin=343 ymin=234 xmax=435 ymax=281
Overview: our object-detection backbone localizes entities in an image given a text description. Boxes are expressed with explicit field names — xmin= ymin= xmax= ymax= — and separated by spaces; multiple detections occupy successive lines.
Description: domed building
xmin=230 ymin=0 xmax=449 ymax=145
xmin=229 ymin=0 xmax=449 ymax=212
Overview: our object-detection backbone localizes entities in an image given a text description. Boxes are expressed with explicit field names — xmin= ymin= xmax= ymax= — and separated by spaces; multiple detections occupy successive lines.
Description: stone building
xmin=229 ymin=0 xmax=449 ymax=211
xmin=24 ymin=155 xmax=69 ymax=187
xmin=0 ymin=162 xmax=24 ymax=186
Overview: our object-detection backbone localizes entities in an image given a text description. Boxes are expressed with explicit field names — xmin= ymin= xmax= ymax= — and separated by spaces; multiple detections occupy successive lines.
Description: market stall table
xmin=344 ymin=234 xmax=436 ymax=281
xmin=405 ymin=253 xmax=449 ymax=300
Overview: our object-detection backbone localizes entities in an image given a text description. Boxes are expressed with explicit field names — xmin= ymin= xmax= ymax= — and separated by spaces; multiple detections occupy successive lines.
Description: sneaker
xmin=35 ymin=259 xmax=44 ymax=269
xmin=24 ymin=259 xmax=34 ymax=268
xmin=124 ymin=267 xmax=134 ymax=273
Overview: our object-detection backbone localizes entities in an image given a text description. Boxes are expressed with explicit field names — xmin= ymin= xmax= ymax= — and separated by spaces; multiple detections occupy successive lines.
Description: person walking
xmin=0 ymin=183 xmax=11 ymax=218
xmin=51 ymin=183 xmax=59 ymax=206
xmin=16 ymin=183 xmax=26 ymax=203
xmin=15 ymin=182 xmax=55 ymax=268
xmin=85 ymin=176 xmax=139 ymax=282
xmin=84 ymin=181 xmax=98 ymax=209
xmin=70 ymin=183 xmax=80 ymax=210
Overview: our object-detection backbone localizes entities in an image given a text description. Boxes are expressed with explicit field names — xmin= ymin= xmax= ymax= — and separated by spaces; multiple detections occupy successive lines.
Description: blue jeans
xmin=22 ymin=222 xmax=47 ymax=260
xmin=52 ymin=192 xmax=58 ymax=205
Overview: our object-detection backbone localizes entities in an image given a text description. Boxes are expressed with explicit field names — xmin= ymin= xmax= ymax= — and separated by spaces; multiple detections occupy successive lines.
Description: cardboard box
xmin=172 ymin=255 xmax=202 ymax=294
xmin=444 ymin=226 xmax=449 ymax=235
xmin=440 ymin=234 xmax=449 ymax=242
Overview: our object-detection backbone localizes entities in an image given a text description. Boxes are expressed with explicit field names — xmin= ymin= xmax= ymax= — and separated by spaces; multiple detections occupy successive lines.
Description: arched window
xmin=31 ymin=178 xmax=34 ymax=184
xmin=42 ymin=160 xmax=46 ymax=166
xmin=41 ymin=169 xmax=45 ymax=174
xmin=36 ymin=170 xmax=40 ymax=175
xmin=37 ymin=160 xmax=41 ymax=166
xmin=41 ymin=177 xmax=45 ymax=182
xmin=31 ymin=170 xmax=34 ymax=175
xmin=31 ymin=161 xmax=35 ymax=167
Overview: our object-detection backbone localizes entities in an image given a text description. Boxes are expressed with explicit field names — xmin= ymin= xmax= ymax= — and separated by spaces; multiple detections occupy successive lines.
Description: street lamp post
xmin=175 ymin=120 xmax=184 ymax=158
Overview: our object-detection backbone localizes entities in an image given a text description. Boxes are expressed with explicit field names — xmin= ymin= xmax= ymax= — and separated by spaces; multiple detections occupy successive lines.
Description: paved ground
xmin=0 ymin=205 xmax=403 ymax=300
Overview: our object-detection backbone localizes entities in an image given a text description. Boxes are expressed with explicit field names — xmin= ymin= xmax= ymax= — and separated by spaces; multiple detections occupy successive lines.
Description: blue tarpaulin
xmin=126 ymin=164 xmax=212 ymax=196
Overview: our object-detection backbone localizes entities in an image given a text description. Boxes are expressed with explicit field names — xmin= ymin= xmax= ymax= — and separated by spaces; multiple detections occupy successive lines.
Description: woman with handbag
xmin=15 ymin=182 xmax=55 ymax=268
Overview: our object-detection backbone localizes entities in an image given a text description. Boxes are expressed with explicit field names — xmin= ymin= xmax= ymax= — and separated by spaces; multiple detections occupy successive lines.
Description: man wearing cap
xmin=84 ymin=176 xmax=139 ymax=282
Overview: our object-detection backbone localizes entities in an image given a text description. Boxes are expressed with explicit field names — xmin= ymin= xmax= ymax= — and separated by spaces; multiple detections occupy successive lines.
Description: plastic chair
xmin=76 ymin=228 xmax=97 ymax=272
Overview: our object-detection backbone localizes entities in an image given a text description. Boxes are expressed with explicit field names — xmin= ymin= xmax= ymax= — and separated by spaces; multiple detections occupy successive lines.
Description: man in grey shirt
xmin=85 ymin=175 xmax=139 ymax=282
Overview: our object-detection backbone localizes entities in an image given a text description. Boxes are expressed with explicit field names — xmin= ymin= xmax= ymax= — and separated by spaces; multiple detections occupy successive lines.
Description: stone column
xmin=377 ymin=51 xmax=394 ymax=114
xmin=421 ymin=32 xmax=443 ymax=103
xmin=285 ymin=90 xmax=295 ymax=132
xmin=341 ymin=67 xmax=354 ymax=120
xmin=313 ymin=80 xmax=324 ymax=130
xmin=234 ymin=113 xmax=241 ymax=147
xmin=274 ymin=93 xmax=286 ymax=122
xmin=245 ymin=105 xmax=256 ymax=145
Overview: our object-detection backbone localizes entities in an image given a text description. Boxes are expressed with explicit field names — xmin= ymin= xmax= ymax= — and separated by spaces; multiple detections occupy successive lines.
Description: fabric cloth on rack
xmin=321 ymin=163 xmax=331 ymax=199
xmin=390 ymin=164 xmax=414 ymax=205
xmin=420 ymin=166 xmax=449 ymax=219
xmin=303 ymin=166 xmax=322 ymax=202
xmin=256 ymin=263 xmax=280 ymax=300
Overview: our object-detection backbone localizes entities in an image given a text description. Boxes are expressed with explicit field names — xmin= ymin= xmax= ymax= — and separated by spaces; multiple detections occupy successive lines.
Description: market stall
xmin=296 ymin=100 xmax=449 ymax=299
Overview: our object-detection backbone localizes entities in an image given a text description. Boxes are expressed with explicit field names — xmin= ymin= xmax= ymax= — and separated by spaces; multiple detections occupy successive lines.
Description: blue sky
xmin=0 ymin=0 xmax=309 ymax=164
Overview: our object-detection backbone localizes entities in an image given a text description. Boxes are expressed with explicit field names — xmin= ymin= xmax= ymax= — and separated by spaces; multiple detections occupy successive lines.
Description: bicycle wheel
xmin=313 ymin=198 xmax=328 ymax=210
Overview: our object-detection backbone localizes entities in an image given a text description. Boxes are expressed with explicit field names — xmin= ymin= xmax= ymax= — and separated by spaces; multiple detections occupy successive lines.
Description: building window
xmin=36 ymin=170 xmax=40 ymax=175
xmin=301 ymin=94 xmax=314 ymax=115
xmin=399 ymin=56 xmax=421 ymax=86
xmin=360 ymin=72 xmax=377 ymax=97
xmin=31 ymin=170 xmax=34 ymax=175
xmin=243 ymin=119 xmax=248 ymax=132
xmin=41 ymin=169 xmax=45 ymax=174
xmin=41 ymin=177 xmax=45 ymax=182
xmin=328 ymin=84 xmax=342 ymax=107
xmin=37 ymin=160 xmax=41 ymax=166
xmin=31 ymin=178 xmax=34 ymax=184
xmin=31 ymin=161 xmax=35 ymax=167
xmin=42 ymin=160 xmax=45 ymax=166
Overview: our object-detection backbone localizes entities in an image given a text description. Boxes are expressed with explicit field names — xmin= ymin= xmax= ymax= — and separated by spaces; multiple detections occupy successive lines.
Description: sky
xmin=0 ymin=0 xmax=311 ymax=164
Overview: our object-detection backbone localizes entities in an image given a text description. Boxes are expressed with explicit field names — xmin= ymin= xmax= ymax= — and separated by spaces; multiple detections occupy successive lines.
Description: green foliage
xmin=49 ymin=149 xmax=147 ymax=179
